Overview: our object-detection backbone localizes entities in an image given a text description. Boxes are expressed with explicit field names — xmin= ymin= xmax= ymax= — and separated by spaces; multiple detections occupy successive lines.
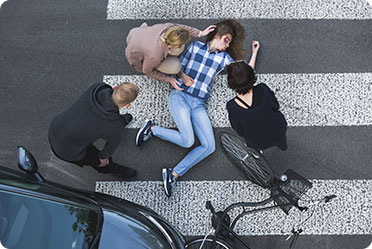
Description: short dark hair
xmin=226 ymin=61 xmax=257 ymax=94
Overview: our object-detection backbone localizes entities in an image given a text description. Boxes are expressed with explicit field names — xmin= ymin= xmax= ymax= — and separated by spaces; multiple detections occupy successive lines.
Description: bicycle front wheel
xmin=217 ymin=129 xmax=274 ymax=188
xmin=185 ymin=237 xmax=234 ymax=249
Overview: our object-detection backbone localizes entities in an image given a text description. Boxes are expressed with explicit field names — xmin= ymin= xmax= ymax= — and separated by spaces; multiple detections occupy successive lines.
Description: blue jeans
xmin=153 ymin=90 xmax=215 ymax=176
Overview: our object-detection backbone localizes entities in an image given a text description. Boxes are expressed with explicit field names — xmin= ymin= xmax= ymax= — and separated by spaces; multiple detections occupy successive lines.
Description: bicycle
xmin=184 ymin=129 xmax=336 ymax=249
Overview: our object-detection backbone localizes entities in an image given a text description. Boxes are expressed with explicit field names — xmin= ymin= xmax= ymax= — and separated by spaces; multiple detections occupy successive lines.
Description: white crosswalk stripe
xmin=96 ymin=179 xmax=372 ymax=236
xmin=104 ymin=73 xmax=372 ymax=128
xmin=107 ymin=0 xmax=372 ymax=20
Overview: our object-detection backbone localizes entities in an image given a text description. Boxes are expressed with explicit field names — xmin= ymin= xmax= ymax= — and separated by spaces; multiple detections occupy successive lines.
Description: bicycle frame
xmin=204 ymin=193 xmax=337 ymax=249
xmin=206 ymin=197 xmax=296 ymax=249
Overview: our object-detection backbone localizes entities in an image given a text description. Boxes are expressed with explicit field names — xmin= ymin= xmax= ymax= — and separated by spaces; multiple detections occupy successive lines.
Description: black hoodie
xmin=48 ymin=83 xmax=131 ymax=162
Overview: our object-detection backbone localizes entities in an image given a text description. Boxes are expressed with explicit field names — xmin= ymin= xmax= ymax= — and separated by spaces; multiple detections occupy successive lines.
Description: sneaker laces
xmin=143 ymin=125 xmax=153 ymax=141
xmin=169 ymin=172 xmax=176 ymax=187
xmin=143 ymin=132 xmax=152 ymax=141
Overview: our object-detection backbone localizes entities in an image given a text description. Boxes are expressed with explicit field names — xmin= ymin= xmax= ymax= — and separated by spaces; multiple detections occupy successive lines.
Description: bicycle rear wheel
xmin=217 ymin=129 xmax=274 ymax=188
xmin=185 ymin=237 xmax=234 ymax=249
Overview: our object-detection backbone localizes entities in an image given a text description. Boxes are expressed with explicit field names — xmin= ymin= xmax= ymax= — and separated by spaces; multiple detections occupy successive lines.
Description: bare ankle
xmin=172 ymin=171 xmax=179 ymax=179
xmin=99 ymin=158 xmax=109 ymax=167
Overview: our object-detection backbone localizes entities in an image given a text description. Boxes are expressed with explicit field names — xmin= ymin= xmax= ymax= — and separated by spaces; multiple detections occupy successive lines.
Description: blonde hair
xmin=160 ymin=26 xmax=190 ymax=47
xmin=112 ymin=82 xmax=139 ymax=106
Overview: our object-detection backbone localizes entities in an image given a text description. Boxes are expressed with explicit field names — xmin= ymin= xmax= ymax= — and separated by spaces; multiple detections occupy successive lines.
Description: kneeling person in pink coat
xmin=125 ymin=22 xmax=215 ymax=90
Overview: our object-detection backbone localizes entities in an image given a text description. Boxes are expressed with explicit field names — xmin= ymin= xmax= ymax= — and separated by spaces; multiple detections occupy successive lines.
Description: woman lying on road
xmin=136 ymin=19 xmax=247 ymax=197
xmin=125 ymin=22 xmax=215 ymax=90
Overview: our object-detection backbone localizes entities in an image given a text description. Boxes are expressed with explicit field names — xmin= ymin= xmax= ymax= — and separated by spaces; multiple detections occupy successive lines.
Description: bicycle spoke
xmin=242 ymin=157 xmax=269 ymax=186
xmin=247 ymin=157 xmax=270 ymax=184
xmin=221 ymin=134 xmax=247 ymax=160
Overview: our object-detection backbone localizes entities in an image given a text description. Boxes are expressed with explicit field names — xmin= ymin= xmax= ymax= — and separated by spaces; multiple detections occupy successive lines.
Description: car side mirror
xmin=17 ymin=146 xmax=44 ymax=182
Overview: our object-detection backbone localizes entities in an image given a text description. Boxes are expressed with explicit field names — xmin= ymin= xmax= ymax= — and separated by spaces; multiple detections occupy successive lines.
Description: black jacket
xmin=227 ymin=83 xmax=287 ymax=151
xmin=48 ymin=83 xmax=131 ymax=161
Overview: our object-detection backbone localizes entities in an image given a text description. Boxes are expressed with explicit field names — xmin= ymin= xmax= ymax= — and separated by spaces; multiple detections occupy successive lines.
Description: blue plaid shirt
xmin=178 ymin=41 xmax=234 ymax=101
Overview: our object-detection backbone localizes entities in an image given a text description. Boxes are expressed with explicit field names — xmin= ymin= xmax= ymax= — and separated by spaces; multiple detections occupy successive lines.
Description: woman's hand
xmin=200 ymin=25 xmax=216 ymax=37
xmin=169 ymin=78 xmax=183 ymax=91
xmin=248 ymin=40 xmax=260 ymax=69
xmin=252 ymin=40 xmax=260 ymax=54
xmin=181 ymin=74 xmax=194 ymax=87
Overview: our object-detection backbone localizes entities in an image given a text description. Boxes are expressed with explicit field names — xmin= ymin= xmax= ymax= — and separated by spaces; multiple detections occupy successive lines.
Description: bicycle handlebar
xmin=288 ymin=194 xmax=337 ymax=248
xmin=206 ymin=201 xmax=212 ymax=210
xmin=206 ymin=201 xmax=219 ymax=221
xmin=324 ymin=195 xmax=337 ymax=203
xmin=206 ymin=201 xmax=217 ymax=215
xmin=304 ymin=195 xmax=337 ymax=210
xmin=206 ymin=195 xmax=337 ymax=249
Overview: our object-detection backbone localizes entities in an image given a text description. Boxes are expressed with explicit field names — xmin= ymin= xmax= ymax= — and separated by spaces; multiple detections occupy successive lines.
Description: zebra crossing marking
xmin=104 ymin=73 xmax=372 ymax=128
xmin=96 ymin=179 xmax=372 ymax=236
xmin=107 ymin=0 xmax=372 ymax=20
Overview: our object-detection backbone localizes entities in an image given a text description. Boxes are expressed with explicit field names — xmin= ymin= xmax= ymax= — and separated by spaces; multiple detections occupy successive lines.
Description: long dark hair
xmin=206 ymin=19 xmax=247 ymax=60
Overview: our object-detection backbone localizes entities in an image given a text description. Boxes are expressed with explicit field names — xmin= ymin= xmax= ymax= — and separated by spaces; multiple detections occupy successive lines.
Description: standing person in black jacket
xmin=226 ymin=41 xmax=287 ymax=151
xmin=48 ymin=82 xmax=140 ymax=179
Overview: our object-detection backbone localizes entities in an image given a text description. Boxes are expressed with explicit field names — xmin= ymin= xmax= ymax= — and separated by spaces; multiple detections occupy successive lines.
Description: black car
xmin=0 ymin=147 xmax=185 ymax=249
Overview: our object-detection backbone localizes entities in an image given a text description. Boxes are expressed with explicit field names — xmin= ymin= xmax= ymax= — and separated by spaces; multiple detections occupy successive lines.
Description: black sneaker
xmin=162 ymin=168 xmax=176 ymax=197
xmin=136 ymin=119 xmax=153 ymax=146
xmin=107 ymin=159 xmax=137 ymax=180
xmin=92 ymin=159 xmax=136 ymax=179
xmin=92 ymin=164 xmax=111 ymax=174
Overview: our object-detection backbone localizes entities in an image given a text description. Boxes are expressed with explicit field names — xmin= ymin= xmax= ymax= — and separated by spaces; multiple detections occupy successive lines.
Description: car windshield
xmin=0 ymin=190 xmax=101 ymax=249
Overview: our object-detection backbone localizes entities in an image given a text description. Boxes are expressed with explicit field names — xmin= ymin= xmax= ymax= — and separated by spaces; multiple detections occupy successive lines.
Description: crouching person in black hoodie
xmin=48 ymin=82 xmax=139 ymax=179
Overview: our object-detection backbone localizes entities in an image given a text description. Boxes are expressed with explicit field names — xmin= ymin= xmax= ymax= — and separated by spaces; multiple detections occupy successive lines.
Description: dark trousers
xmin=74 ymin=146 xmax=101 ymax=167
xmin=51 ymin=145 xmax=101 ymax=167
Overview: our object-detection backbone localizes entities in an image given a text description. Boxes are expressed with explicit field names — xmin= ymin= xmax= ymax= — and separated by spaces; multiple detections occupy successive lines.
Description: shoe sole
xmin=162 ymin=168 xmax=171 ymax=197
xmin=136 ymin=119 xmax=150 ymax=146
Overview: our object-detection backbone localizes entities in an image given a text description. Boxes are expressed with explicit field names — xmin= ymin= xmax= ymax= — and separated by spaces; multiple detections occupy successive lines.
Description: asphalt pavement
xmin=1 ymin=0 xmax=372 ymax=248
